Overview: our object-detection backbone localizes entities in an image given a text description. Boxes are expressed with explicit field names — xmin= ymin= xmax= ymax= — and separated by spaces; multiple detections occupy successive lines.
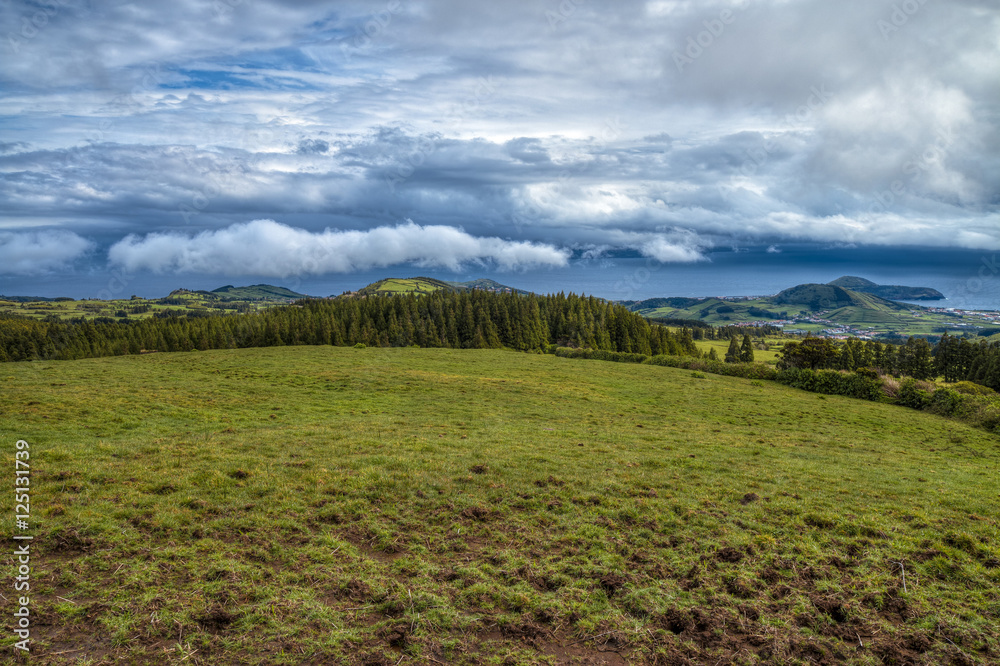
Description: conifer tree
xmin=725 ymin=336 xmax=741 ymax=363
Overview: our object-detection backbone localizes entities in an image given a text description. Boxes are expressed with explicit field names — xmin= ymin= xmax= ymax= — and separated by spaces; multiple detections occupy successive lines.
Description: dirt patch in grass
xmin=460 ymin=505 xmax=496 ymax=521
xmin=197 ymin=605 xmax=237 ymax=633
xmin=715 ymin=546 xmax=744 ymax=563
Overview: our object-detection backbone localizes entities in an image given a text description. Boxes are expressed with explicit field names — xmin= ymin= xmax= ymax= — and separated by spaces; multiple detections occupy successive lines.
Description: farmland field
xmin=2 ymin=347 xmax=999 ymax=664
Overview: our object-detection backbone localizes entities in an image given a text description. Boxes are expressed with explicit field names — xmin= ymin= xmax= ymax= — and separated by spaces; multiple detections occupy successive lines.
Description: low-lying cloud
xmin=108 ymin=219 xmax=572 ymax=276
xmin=0 ymin=230 xmax=94 ymax=275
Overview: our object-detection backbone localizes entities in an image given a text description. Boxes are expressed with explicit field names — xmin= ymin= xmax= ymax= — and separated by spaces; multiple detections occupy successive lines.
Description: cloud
xmin=1 ymin=0 xmax=998 ymax=289
xmin=0 ymin=230 xmax=95 ymax=275
xmin=108 ymin=219 xmax=571 ymax=276
xmin=296 ymin=139 xmax=330 ymax=155
xmin=638 ymin=237 xmax=706 ymax=263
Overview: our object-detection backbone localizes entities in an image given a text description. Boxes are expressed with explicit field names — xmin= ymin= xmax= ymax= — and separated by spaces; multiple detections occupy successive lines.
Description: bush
xmin=950 ymin=381 xmax=997 ymax=397
xmin=553 ymin=347 xmax=648 ymax=364
xmin=928 ymin=388 xmax=964 ymax=417
xmin=897 ymin=379 xmax=931 ymax=409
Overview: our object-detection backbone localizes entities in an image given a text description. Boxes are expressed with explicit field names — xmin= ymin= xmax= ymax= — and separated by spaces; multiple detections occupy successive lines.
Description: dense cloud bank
xmin=1 ymin=0 xmax=997 ymax=278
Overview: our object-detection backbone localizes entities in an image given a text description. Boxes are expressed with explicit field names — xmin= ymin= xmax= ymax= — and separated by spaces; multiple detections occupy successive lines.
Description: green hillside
xmin=2 ymin=347 xmax=998 ymax=663
xmin=829 ymin=276 xmax=945 ymax=301
xmin=354 ymin=276 xmax=528 ymax=297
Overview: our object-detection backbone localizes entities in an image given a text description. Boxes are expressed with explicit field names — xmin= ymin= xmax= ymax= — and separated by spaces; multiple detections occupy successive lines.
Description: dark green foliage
xmin=777 ymin=337 xmax=838 ymax=370
xmin=553 ymin=347 xmax=650 ymax=364
xmin=896 ymin=379 xmax=932 ymax=410
xmin=0 ymin=291 xmax=698 ymax=363
xmin=775 ymin=368 xmax=884 ymax=401
xmin=933 ymin=333 xmax=1000 ymax=391
xmin=739 ymin=334 xmax=754 ymax=363
xmin=724 ymin=337 xmax=740 ymax=363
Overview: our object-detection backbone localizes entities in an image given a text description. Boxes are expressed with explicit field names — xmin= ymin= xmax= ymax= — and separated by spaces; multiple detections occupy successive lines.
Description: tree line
xmin=0 ymin=291 xmax=699 ymax=362
xmin=775 ymin=334 xmax=1000 ymax=391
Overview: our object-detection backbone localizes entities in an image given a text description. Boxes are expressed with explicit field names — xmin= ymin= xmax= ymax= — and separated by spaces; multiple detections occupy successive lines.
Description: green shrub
xmin=897 ymin=378 xmax=931 ymax=409
xmin=928 ymin=388 xmax=964 ymax=416
xmin=950 ymin=381 xmax=997 ymax=397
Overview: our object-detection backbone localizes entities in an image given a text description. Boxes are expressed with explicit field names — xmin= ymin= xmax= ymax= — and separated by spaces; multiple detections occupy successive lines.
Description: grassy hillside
xmin=354 ymin=277 xmax=528 ymax=297
xmin=2 ymin=347 xmax=998 ymax=664
xmin=828 ymin=277 xmax=945 ymax=302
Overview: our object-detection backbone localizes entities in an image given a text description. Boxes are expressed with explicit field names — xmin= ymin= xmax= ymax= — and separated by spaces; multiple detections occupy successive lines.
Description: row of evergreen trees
xmin=773 ymin=334 xmax=1000 ymax=390
xmin=934 ymin=333 xmax=1000 ymax=389
xmin=0 ymin=291 xmax=699 ymax=362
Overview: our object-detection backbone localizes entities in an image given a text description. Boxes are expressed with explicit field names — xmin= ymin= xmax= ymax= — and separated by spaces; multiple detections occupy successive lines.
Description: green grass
xmin=2 ymin=347 xmax=999 ymax=664
xmin=692 ymin=338 xmax=784 ymax=364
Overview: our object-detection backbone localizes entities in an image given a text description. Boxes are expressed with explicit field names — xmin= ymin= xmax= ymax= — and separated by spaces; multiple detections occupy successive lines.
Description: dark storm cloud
xmin=0 ymin=0 xmax=997 ymax=278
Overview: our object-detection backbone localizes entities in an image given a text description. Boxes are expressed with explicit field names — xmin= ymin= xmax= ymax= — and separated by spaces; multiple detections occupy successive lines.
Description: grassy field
xmin=2 ymin=347 xmax=999 ymax=664
xmin=691 ymin=338 xmax=784 ymax=364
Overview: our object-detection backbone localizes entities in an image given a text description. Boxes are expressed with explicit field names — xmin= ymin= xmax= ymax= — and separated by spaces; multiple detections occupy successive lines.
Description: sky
xmin=1 ymin=0 xmax=998 ymax=301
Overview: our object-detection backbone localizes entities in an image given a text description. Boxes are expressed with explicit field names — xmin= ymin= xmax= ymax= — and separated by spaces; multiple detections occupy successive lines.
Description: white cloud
xmin=638 ymin=237 xmax=707 ymax=263
xmin=108 ymin=219 xmax=571 ymax=276
xmin=0 ymin=230 xmax=94 ymax=275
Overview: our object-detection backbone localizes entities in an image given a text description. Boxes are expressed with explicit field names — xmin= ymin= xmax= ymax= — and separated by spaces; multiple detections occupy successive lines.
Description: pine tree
xmin=725 ymin=337 xmax=741 ymax=363
xmin=739 ymin=334 xmax=754 ymax=363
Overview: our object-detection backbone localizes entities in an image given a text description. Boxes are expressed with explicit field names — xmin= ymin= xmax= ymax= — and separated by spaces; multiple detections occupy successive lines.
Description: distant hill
xmin=619 ymin=297 xmax=707 ymax=310
xmin=828 ymin=276 xmax=944 ymax=301
xmin=772 ymin=283 xmax=906 ymax=311
xmin=209 ymin=284 xmax=311 ymax=301
xmin=353 ymin=277 xmax=530 ymax=297
xmin=0 ymin=295 xmax=73 ymax=303
xmin=164 ymin=284 xmax=310 ymax=301
xmin=618 ymin=279 xmax=978 ymax=337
